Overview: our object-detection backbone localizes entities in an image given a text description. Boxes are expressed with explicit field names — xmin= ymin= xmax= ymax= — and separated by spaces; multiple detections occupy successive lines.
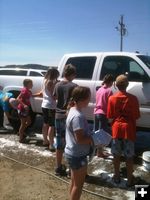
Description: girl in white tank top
xmin=41 ymin=68 xmax=59 ymax=151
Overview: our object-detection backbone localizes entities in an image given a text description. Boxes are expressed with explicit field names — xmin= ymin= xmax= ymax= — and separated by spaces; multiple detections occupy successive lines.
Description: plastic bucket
xmin=142 ymin=151 xmax=150 ymax=171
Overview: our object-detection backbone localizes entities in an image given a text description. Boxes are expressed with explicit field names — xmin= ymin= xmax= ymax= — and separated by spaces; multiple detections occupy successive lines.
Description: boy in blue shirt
xmin=0 ymin=92 xmax=14 ymax=129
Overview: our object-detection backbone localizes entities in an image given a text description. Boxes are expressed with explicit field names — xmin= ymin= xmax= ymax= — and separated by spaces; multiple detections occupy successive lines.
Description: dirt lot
xmin=0 ymin=127 xmax=150 ymax=200
xmin=0 ymin=155 xmax=104 ymax=200
xmin=0 ymin=129 xmax=106 ymax=200
xmin=0 ymin=156 xmax=68 ymax=200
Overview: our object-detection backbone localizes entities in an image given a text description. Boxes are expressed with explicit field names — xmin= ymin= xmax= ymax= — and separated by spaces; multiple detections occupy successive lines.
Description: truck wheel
xmin=29 ymin=110 xmax=36 ymax=128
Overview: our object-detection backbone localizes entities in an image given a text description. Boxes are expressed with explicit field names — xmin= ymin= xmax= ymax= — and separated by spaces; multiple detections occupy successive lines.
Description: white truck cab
xmin=58 ymin=52 xmax=150 ymax=129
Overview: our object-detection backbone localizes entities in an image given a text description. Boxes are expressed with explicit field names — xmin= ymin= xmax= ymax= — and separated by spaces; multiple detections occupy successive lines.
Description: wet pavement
xmin=0 ymin=115 xmax=150 ymax=200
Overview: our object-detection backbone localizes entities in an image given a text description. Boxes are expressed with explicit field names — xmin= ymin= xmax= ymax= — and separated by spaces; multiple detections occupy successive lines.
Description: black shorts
xmin=42 ymin=108 xmax=55 ymax=126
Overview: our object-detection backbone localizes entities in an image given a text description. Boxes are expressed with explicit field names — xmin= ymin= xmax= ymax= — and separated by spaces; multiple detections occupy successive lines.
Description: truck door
xmin=98 ymin=55 xmax=150 ymax=128
xmin=126 ymin=59 xmax=150 ymax=128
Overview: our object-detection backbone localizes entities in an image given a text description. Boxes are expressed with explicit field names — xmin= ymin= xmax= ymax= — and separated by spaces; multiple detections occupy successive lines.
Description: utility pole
xmin=115 ymin=15 xmax=127 ymax=51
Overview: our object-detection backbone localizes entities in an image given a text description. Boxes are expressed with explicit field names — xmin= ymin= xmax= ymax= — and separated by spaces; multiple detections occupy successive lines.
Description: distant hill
xmin=0 ymin=64 xmax=57 ymax=70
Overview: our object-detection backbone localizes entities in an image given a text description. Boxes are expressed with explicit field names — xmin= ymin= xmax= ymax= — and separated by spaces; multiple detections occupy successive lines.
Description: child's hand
xmin=24 ymin=105 xmax=29 ymax=111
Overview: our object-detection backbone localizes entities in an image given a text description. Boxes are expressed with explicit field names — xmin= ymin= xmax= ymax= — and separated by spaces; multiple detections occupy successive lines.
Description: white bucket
xmin=142 ymin=151 xmax=150 ymax=172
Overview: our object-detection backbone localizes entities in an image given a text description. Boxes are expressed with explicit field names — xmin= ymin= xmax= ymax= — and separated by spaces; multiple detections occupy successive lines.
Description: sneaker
xmin=55 ymin=165 xmax=67 ymax=176
xmin=0 ymin=126 xmax=7 ymax=131
xmin=26 ymin=132 xmax=36 ymax=137
xmin=112 ymin=175 xmax=121 ymax=184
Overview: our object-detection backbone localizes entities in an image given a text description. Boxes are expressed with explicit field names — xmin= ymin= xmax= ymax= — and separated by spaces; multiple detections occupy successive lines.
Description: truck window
xmin=137 ymin=55 xmax=150 ymax=69
xmin=129 ymin=61 xmax=149 ymax=82
xmin=29 ymin=71 xmax=43 ymax=76
xmin=0 ymin=70 xmax=27 ymax=76
xmin=66 ymin=56 xmax=96 ymax=79
xmin=100 ymin=56 xmax=149 ymax=82
xmin=100 ymin=56 xmax=129 ymax=80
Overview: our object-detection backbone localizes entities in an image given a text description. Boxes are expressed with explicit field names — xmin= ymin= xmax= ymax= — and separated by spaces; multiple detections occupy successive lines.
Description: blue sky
xmin=0 ymin=0 xmax=150 ymax=66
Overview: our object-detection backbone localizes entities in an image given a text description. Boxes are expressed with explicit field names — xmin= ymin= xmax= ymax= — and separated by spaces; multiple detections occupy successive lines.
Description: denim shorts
xmin=111 ymin=139 xmax=134 ymax=158
xmin=65 ymin=154 xmax=88 ymax=170
xmin=55 ymin=118 xmax=66 ymax=149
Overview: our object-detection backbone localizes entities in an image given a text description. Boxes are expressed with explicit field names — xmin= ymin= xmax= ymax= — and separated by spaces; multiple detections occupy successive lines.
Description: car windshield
xmin=137 ymin=55 xmax=150 ymax=69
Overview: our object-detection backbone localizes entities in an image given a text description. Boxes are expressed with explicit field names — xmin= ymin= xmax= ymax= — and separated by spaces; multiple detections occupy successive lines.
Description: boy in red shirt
xmin=107 ymin=75 xmax=140 ymax=187
xmin=17 ymin=79 xmax=41 ymax=143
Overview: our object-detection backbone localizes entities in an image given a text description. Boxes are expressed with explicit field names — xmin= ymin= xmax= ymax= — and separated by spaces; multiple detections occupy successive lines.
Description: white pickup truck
xmin=1 ymin=52 xmax=150 ymax=129
xmin=58 ymin=52 xmax=150 ymax=129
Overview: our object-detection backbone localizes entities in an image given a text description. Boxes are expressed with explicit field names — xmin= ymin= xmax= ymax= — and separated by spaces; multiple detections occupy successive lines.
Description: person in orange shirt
xmin=107 ymin=74 xmax=140 ymax=187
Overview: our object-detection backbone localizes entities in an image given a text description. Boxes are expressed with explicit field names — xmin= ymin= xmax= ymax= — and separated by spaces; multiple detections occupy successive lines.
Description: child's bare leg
xmin=70 ymin=165 xmax=87 ymax=200
xmin=48 ymin=126 xmax=55 ymax=146
xmin=126 ymin=157 xmax=134 ymax=184
xmin=19 ymin=116 xmax=31 ymax=142
xmin=19 ymin=117 xmax=27 ymax=142
xmin=113 ymin=155 xmax=121 ymax=179
xmin=22 ymin=115 xmax=31 ymax=129
xmin=97 ymin=146 xmax=104 ymax=157
xmin=56 ymin=149 xmax=63 ymax=168
xmin=42 ymin=123 xmax=49 ymax=145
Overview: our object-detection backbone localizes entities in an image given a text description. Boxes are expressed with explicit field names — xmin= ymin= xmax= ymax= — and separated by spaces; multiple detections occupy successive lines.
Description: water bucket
xmin=142 ymin=151 xmax=150 ymax=172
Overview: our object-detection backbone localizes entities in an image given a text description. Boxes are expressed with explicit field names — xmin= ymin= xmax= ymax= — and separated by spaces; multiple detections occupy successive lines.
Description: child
xmin=65 ymin=86 xmax=93 ymax=200
xmin=0 ymin=92 xmax=15 ymax=129
xmin=41 ymin=68 xmax=59 ymax=151
xmin=53 ymin=64 xmax=77 ymax=176
xmin=107 ymin=75 xmax=140 ymax=187
xmin=17 ymin=79 xmax=40 ymax=143
xmin=94 ymin=74 xmax=114 ymax=157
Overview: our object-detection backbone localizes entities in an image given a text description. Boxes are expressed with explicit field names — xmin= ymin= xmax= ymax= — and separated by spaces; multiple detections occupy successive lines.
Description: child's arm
xmin=32 ymin=91 xmax=43 ymax=97
xmin=46 ymin=81 xmax=57 ymax=100
xmin=17 ymin=93 xmax=27 ymax=108
xmin=74 ymin=129 xmax=93 ymax=145
xmin=17 ymin=93 xmax=22 ymax=100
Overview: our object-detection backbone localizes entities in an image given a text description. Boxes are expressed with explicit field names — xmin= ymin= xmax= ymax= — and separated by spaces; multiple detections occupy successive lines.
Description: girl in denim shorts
xmin=65 ymin=86 xmax=93 ymax=200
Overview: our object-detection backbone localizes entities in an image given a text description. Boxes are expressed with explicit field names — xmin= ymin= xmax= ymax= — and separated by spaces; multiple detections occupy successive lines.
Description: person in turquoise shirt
xmin=0 ymin=92 xmax=14 ymax=129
